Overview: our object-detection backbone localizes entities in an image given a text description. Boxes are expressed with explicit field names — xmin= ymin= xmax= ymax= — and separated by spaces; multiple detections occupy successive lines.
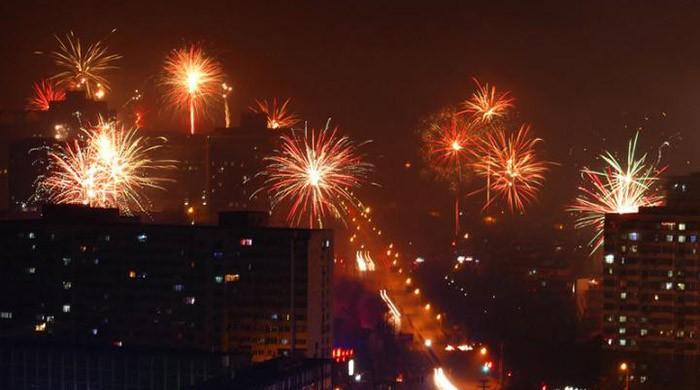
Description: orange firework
xmin=37 ymin=120 xmax=173 ymax=214
xmin=250 ymin=98 xmax=300 ymax=129
xmin=421 ymin=108 xmax=474 ymax=183
xmin=26 ymin=79 xmax=66 ymax=111
xmin=162 ymin=44 xmax=224 ymax=134
xmin=473 ymin=125 xmax=551 ymax=213
xmin=259 ymin=121 xmax=372 ymax=228
xmin=461 ymin=78 xmax=514 ymax=123
xmin=50 ymin=31 xmax=121 ymax=99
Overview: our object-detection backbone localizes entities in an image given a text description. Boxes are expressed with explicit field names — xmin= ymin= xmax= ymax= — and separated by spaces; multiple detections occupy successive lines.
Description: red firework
xmin=26 ymin=79 xmax=66 ymax=111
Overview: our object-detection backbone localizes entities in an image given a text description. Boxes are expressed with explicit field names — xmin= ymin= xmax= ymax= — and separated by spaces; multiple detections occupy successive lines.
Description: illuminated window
xmin=667 ymin=235 xmax=674 ymax=242
xmin=137 ymin=234 xmax=148 ymax=243
xmin=35 ymin=323 xmax=46 ymax=332
xmin=62 ymin=281 xmax=71 ymax=290
xmin=173 ymin=284 xmax=184 ymax=292
xmin=27 ymin=267 xmax=36 ymax=274
xmin=225 ymin=274 xmax=240 ymax=282
xmin=679 ymin=223 xmax=687 ymax=231
xmin=641 ymin=329 xmax=648 ymax=336
xmin=629 ymin=232 xmax=639 ymax=241
xmin=62 ymin=304 xmax=71 ymax=313
xmin=620 ymin=292 xmax=627 ymax=300
xmin=691 ymin=235 xmax=698 ymax=243
xmin=63 ymin=257 xmax=71 ymax=266
xmin=240 ymin=238 xmax=253 ymax=246
xmin=28 ymin=232 xmax=36 ymax=239
xmin=214 ymin=276 xmax=224 ymax=284
xmin=665 ymin=282 xmax=673 ymax=290
xmin=605 ymin=254 xmax=614 ymax=264
xmin=619 ymin=316 xmax=627 ymax=323
xmin=92 ymin=328 xmax=98 ymax=335
xmin=0 ymin=312 xmax=12 ymax=319
xmin=619 ymin=339 xmax=627 ymax=346
xmin=678 ymin=283 xmax=686 ymax=291
xmin=679 ymin=235 xmax=687 ymax=243
xmin=184 ymin=296 xmax=196 ymax=305
xmin=619 ymin=328 xmax=626 ymax=334
xmin=323 ymin=240 xmax=331 ymax=248
xmin=128 ymin=271 xmax=136 ymax=279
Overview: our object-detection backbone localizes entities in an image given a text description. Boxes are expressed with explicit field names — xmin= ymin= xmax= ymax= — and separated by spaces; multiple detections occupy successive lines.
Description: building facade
xmin=0 ymin=205 xmax=333 ymax=366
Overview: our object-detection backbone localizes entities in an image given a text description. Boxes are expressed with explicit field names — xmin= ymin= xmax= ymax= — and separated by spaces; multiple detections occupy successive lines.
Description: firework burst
xmin=259 ymin=121 xmax=372 ymax=228
xmin=50 ymin=31 xmax=121 ymax=99
xmin=38 ymin=120 xmax=173 ymax=214
xmin=162 ymin=44 xmax=224 ymax=134
xmin=461 ymin=78 xmax=514 ymax=123
xmin=421 ymin=108 xmax=475 ymax=183
xmin=473 ymin=125 xmax=551 ymax=213
xmin=569 ymin=132 xmax=665 ymax=252
xmin=26 ymin=79 xmax=66 ymax=111
xmin=250 ymin=98 xmax=300 ymax=129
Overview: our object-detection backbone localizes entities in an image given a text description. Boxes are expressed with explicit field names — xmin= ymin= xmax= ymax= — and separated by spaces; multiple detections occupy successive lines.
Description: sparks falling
xmin=162 ymin=44 xmax=224 ymax=134
xmin=49 ymin=31 xmax=121 ymax=99
xmin=569 ymin=132 xmax=665 ymax=252
xmin=26 ymin=79 xmax=66 ymax=111
xmin=250 ymin=98 xmax=300 ymax=129
xmin=259 ymin=121 xmax=372 ymax=228
xmin=462 ymin=78 xmax=514 ymax=123
xmin=473 ymin=125 xmax=551 ymax=213
xmin=38 ymin=120 xmax=172 ymax=214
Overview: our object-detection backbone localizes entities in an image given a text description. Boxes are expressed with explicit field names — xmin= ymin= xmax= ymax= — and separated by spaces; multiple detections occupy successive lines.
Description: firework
xmin=461 ymin=78 xmax=514 ymax=123
xmin=569 ymin=132 xmax=665 ymax=251
xmin=222 ymin=83 xmax=233 ymax=128
xmin=26 ymin=79 xmax=66 ymax=111
xmin=50 ymin=31 xmax=121 ymax=99
xmin=259 ymin=121 xmax=372 ymax=228
xmin=473 ymin=125 xmax=551 ymax=213
xmin=250 ymin=98 xmax=300 ymax=129
xmin=38 ymin=120 xmax=172 ymax=214
xmin=162 ymin=44 xmax=224 ymax=134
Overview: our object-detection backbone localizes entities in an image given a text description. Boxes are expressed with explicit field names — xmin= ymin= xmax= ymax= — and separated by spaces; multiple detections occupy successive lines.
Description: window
xmin=173 ymin=284 xmax=184 ymax=292
xmin=0 ymin=312 xmax=12 ymax=319
xmin=680 ymin=223 xmax=687 ymax=231
xmin=62 ymin=257 xmax=71 ymax=266
xmin=679 ymin=235 xmax=687 ymax=243
xmin=641 ymin=329 xmax=648 ymax=336
xmin=665 ymin=282 xmax=673 ymax=290
xmin=619 ymin=328 xmax=626 ymax=334
xmin=225 ymin=274 xmax=240 ymax=282
xmin=691 ymin=235 xmax=698 ymax=243
xmin=620 ymin=292 xmax=627 ymax=300
xmin=619 ymin=316 xmax=627 ymax=323
xmin=92 ymin=328 xmax=98 ymax=335
xmin=605 ymin=254 xmax=615 ymax=264
xmin=678 ymin=283 xmax=686 ymax=291
xmin=62 ymin=304 xmax=71 ymax=313
xmin=240 ymin=238 xmax=253 ymax=246
xmin=629 ymin=232 xmax=639 ymax=241
xmin=184 ymin=296 xmax=196 ymax=304
xmin=214 ymin=276 xmax=224 ymax=284
xmin=667 ymin=235 xmax=674 ymax=242
xmin=27 ymin=267 xmax=36 ymax=274
xmin=137 ymin=234 xmax=148 ymax=243
xmin=323 ymin=240 xmax=331 ymax=248
xmin=62 ymin=281 xmax=72 ymax=290
xmin=619 ymin=339 xmax=627 ymax=346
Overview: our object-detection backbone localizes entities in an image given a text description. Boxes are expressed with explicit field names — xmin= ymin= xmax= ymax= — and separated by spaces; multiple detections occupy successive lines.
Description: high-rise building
xmin=601 ymin=174 xmax=700 ymax=389
xmin=0 ymin=205 xmax=333 ymax=364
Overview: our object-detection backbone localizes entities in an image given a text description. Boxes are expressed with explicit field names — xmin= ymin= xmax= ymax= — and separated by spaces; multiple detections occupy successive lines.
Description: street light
xmin=480 ymin=346 xmax=488 ymax=356
xmin=619 ymin=362 xmax=630 ymax=390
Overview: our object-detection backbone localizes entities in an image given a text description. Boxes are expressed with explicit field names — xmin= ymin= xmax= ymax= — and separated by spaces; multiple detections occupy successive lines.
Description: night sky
xmin=2 ymin=1 xmax=700 ymax=247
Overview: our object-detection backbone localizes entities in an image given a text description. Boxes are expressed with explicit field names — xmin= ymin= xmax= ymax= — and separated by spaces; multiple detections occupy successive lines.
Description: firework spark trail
xmin=258 ymin=121 xmax=372 ymax=228
xmin=472 ymin=125 xmax=551 ymax=213
xmin=162 ymin=44 xmax=224 ymax=134
xmin=461 ymin=77 xmax=514 ymax=123
xmin=50 ymin=31 xmax=121 ymax=99
xmin=250 ymin=98 xmax=300 ymax=129
xmin=38 ymin=120 xmax=173 ymax=214
xmin=26 ymin=79 xmax=66 ymax=111
xmin=569 ymin=132 xmax=665 ymax=252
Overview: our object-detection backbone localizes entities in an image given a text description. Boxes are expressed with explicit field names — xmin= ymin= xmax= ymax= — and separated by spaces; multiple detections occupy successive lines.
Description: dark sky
xmin=2 ymin=1 xmax=700 ymax=246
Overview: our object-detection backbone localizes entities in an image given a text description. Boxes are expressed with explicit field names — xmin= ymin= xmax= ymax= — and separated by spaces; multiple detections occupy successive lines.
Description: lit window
xmin=63 ymin=257 xmax=71 ymax=266
xmin=35 ymin=323 xmax=46 ymax=332
xmin=619 ymin=316 xmax=627 ymax=323
xmin=668 ymin=270 xmax=674 ymax=277
xmin=27 ymin=267 xmax=36 ymax=274
xmin=678 ymin=283 xmax=686 ymax=291
xmin=128 ymin=271 xmax=136 ymax=279
xmin=641 ymin=329 xmax=648 ymax=336
xmin=620 ymin=292 xmax=627 ymax=300
xmin=62 ymin=281 xmax=72 ymax=290
xmin=679 ymin=223 xmax=687 ymax=231
xmin=173 ymin=284 xmax=184 ymax=292
xmin=629 ymin=232 xmax=639 ymax=241
xmin=240 ymin=238 xmax=253 ymax=246
xmin=225 ymin=274 xmax=240 ymax=282
xmin=62 ymin=304 xmax=71 ymax=313
xmin=28 ymin=232 xmax=36 ymax=239
xmin=0 ymin=312 xmax=12 ymax=319
xmin=654 ymin=294 xmax=660 ymax=301
xmin=619 ymin=328 xmax=626 ymax=334
xmin=679 ymin=235 xmax=687 ymax=243
xmin=137 ymin=234 xmax=148 ymax=243
xmin=184 ymin=296 xmax=196 ymax=304
xmin=607 ymin=338 xmax=613 ymax=345
xmin=667 ymin=235 xmax=674 ymax=242
xmin=323 ymin=240 xmax=331 ymax=248
xmin=665 ymin=282 xmax=673 ymax=290
xmin=214 ymin=275 xmax=224 ymax=284
xmin=605 ymin=254 xmax=615 ymax=264
xmin=92 ymin=328 xmax=98 ymax=335
xmin=691 ymin=235 xmax=698 ymax=243
xmin=619 ymin=339 xmax=627 ymax=346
